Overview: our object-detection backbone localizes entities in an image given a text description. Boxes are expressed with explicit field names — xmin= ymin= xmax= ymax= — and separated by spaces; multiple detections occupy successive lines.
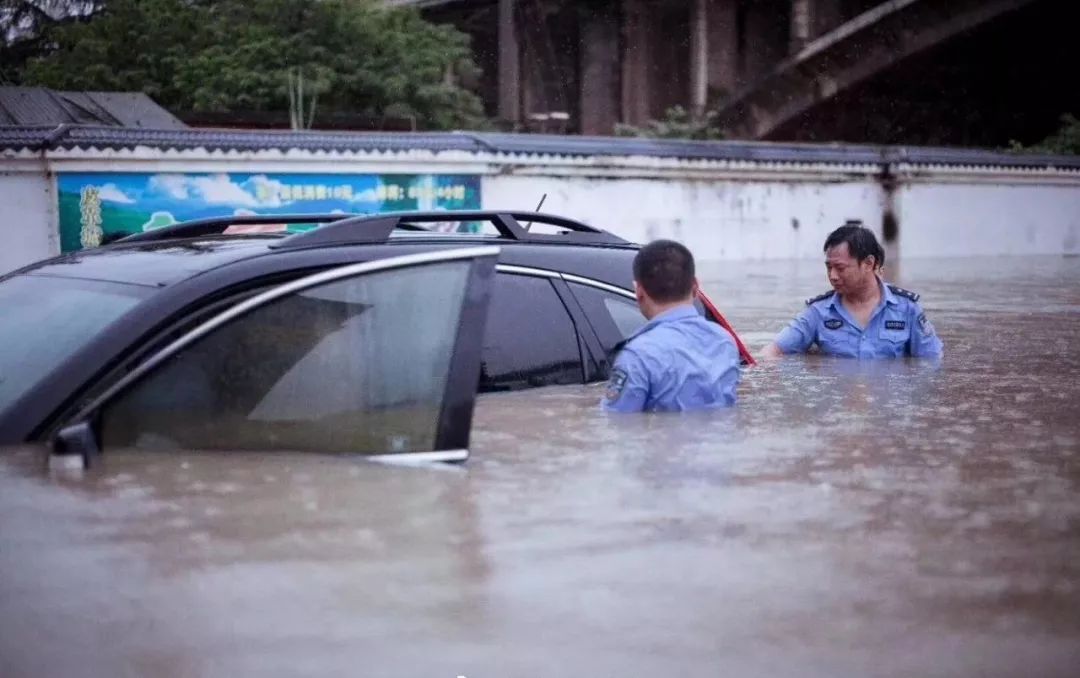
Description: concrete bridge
xmin=390 ymin=0 xmax=1068 ymax=144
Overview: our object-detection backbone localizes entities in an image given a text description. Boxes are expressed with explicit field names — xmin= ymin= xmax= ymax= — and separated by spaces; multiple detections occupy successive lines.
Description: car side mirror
xmin=50 ymin=421 xmax=100 ymax=470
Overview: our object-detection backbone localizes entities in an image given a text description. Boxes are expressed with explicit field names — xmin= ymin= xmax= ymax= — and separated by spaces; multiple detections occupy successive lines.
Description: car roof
xmin=9 ymin=239 xmax=278 ymax=288
xmin=6 ymin=211 xmax=641 ymax=289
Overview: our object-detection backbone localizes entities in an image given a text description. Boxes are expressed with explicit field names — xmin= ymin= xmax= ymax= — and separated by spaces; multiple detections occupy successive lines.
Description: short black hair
xmin=632 ymin=239 xmax=695 ymax=302
xmin=823 ymin=224 xmax=884 ymax=268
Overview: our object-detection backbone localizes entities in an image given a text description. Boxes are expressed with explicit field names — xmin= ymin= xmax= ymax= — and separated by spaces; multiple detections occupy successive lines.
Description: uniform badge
xmin=824 ymin=319 xmax=843 ymax=330
xmin=918 ymin=313 xmax=934 ymax=336
xmin=885 ymin=320 xmax=906 ymax=330
xmin=605 ymin=369 xmax=629 ymax=402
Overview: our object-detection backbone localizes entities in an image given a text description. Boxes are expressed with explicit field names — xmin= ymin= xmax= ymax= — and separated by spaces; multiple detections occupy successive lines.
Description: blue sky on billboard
xmin=56 ymin=172 xmax=482 ymax=250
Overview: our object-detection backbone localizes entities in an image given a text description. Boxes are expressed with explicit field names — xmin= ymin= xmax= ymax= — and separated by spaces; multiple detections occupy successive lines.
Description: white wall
xmin=0 ymin=169 xmax=57 ymax=273
xmin=1 ymin=147 xmax=1079 ymax=274
xmin=483 ymin=174 xmax=885 ymax=262
xmin=895 ymin=180 xmax=1080 ymax=258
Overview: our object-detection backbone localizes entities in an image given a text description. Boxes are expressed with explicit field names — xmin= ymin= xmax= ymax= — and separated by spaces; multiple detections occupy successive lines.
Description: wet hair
xmin=823 ymin=224 xmax=884 ymax=268
xmin=632 ymin=239 xmax=695 ymax=303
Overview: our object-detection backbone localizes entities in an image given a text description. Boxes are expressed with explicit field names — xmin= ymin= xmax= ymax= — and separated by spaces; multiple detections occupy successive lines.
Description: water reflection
xmin=1 ymin=256 xmax=1079 ymax=676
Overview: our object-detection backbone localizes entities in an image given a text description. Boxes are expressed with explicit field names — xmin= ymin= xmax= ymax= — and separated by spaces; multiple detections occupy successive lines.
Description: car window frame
xmin=492 ymin=265 xmax=641 ymax=383
xmin=481 ymin=265 xmax=598 ymax=391
xmin=39 ymin=274 xmax=301 ymax=440
xmin=548 ymin=277 xmax=607 ymax=383
xmin=51 ymin=246 xmax=499 ymax=465
xmin=558 ymin=272 xmax=639 ymax=378
xmin=563 ymin=276 xmax=730 ymax=374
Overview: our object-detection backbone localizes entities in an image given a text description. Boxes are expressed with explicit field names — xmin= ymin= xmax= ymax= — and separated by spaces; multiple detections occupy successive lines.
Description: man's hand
xmin=759 ymin=342 xmax=785 ymax=360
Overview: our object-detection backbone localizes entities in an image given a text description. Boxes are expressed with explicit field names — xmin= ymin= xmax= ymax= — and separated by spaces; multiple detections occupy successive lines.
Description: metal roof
xmin=0 ymin=87 xmax=186 ymax=129
xmin=1 ymin=123 xmax=1077 ymax=170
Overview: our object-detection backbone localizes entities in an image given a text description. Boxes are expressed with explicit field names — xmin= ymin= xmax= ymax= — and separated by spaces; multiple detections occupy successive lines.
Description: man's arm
xmin=760 ymin=342 xmax=785 ymax=359
xmin=760 ymin=307 xmax=817 ymax=359
xmin=601 ymin=350 xmax=650 ymax=412
xmin=908 ymin=304 xmax=943 ymax=358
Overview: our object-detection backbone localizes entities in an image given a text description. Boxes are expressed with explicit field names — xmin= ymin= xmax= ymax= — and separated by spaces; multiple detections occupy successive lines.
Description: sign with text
xmin=57 ymin=172 xmax=482 ymax=251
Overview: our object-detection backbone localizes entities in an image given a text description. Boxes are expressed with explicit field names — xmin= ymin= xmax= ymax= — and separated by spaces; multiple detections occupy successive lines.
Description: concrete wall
xmin=894 ymin=175 xmax=1080 ymax=258
xmin=0 ymin=166 xmax=57 ymax=273
xmin=1 ymin=147 xmax=1078 ymax=274
xmin=484 ymin=174 xmax=885 ymax=261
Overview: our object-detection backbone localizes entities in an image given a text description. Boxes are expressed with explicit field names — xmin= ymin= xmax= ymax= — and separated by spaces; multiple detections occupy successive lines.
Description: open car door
xmin=49 ymin=247 xmax=499 ymax=467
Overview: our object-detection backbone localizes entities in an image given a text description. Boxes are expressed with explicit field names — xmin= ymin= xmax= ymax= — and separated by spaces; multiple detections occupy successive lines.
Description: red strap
xmin=697 ymin=290 xmax=757 ymax=366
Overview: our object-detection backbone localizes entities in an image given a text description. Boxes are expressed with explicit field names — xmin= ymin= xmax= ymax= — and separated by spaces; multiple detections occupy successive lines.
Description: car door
xmin=478 ymin=269 xmax=597 ymax=391
xmin=49 ymin=247 xmax=499 ymax=467
xmin=565 ymin=280 xmax=756 ymax=372
xmin=562 ymin=279 xmax=645 ymax=376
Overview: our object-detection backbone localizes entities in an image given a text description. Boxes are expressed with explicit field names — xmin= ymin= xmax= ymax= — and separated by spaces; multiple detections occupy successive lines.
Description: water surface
xmin=1 ymin=256 xmax=1078 ymax=677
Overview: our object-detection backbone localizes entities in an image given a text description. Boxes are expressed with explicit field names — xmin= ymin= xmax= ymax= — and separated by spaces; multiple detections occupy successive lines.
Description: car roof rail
xmin=114 ymin=214 xmax=359 ymax=244
xmin=271 ymin=211 xmax=629 ymax=249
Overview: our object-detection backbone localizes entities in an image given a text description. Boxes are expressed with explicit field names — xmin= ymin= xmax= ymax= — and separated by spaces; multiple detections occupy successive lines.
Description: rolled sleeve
xmin=908 ymin=303 xmax=943 ymax=358
xmin=601 ymin=349 xmax=650 ymax=413
xmin=774 ymin=307 xmax=817 ymax=354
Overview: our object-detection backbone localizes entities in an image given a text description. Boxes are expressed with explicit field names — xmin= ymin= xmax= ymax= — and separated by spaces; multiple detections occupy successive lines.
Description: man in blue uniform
xmin=762 ymin=224 xmax=943 ymax=359
xmin=602 ymin=240 xmax=741 ymax=412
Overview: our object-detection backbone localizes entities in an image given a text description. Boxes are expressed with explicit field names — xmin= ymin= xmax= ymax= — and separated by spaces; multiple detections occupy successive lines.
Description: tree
xmin=1018 ymin=114 xmax=1080 ymax=155
xmin=615 ymin=106 xmax=726 ymax=141
xmin=12 ymin=0 xmax=488 ymax=130
xmin=0 ymin=1 xmax=101 ymax=83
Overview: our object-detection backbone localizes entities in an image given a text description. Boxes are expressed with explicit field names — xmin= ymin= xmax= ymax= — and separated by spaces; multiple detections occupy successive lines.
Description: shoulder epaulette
xmin=805 ymin=290 xmax=834 ymax=306
xmin=887 ymin=284 xmax=920 ymax=302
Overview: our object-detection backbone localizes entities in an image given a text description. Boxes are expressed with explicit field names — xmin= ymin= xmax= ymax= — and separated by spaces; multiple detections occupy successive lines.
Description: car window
xmin=568 ymin=283 xmax=718 ymax=354
xmin=479 ymin=273 xmax=583 ymax=391
xmin=566 ymin=282 xmax=645 ymax=353
xmin=0 ymin=275 xmax=150 ymax=414
xmin=98 ymin=260 xmax=473 ymax=455
xmin=605 ymin=294 xmax=647 ymax=338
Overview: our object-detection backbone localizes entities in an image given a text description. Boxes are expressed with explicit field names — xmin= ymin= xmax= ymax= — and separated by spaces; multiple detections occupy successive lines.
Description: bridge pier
xmin=497 ymin=0 xmax=520 ymax=124
xmin=690 ymin=0 xmax=709 ymax=116
xmin=619 ymin=0 xmax=690 ymax=126
xmin=580 ymin=1 xmax=621 ymax=135
xmin=790 ymin=0 xmax=844 ymax=52
xmin=704 ymin=0 xmax=739 ymax=104
xmin=741 ymin=0 xmax=790 ymax=84
xmin=470 ymin=0 xmax=1024 ymax=139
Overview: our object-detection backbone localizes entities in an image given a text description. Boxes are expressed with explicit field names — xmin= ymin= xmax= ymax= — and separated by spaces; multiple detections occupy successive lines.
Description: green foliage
xmin=13 ymin=0 xmax=488 ymax=130
xmin=615 ymin=105 xmax=725 ymax=141
xmin=1012 ymin=114 xmax=1080 ymax=155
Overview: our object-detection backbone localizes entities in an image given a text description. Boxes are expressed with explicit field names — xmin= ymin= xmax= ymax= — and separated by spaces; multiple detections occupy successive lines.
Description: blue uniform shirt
xmin=774 ymin=281 xmax=943 ymax=358
xmin=602 ymin=305 xmax=741 ymax=412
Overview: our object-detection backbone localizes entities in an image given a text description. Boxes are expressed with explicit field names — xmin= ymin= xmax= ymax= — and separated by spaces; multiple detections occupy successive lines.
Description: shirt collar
xmin=879 ymin=278 xmax=899 ymax=306
xmin=828 ymin=278 xmax=897 ymax=309
xmin=630 ymin=304 xmax=698 ymax=340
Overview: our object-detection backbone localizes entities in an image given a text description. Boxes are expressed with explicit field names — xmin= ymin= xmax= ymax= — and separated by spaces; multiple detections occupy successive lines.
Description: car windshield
xmin=0 ymin=274 xmax=150 ymax=413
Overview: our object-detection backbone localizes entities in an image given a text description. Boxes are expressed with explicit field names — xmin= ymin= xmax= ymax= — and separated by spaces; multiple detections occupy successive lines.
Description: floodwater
xmin=2 ymin=256 xmax=1079 ymax=677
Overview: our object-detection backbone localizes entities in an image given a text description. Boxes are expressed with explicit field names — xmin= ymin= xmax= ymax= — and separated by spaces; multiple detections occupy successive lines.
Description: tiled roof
xmin=0 ymin=87 xmax=186 ymax=129
xmin=2 ymin=123 xmax=1078 ymax=170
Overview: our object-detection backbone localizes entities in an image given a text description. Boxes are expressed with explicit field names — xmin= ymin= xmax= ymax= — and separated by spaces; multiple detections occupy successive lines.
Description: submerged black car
xmin=0 ymin=211 xmax=750 ymax=463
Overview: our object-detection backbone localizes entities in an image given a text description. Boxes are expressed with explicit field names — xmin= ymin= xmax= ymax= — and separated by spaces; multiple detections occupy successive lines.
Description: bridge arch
xmin=714 ymin=0 xmax=1041 ymax=139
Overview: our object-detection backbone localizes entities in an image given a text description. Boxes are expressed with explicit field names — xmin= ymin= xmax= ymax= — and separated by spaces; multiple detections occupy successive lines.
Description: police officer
xmin=602 ymin=240 xmax=741 ymax=412
xmin=762 ymin=224 xmax=943 ymax=359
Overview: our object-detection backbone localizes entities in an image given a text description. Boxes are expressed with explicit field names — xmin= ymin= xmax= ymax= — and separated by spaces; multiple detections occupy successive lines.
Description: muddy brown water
xmin=2 ymin=256 xmax=1078 ymax=677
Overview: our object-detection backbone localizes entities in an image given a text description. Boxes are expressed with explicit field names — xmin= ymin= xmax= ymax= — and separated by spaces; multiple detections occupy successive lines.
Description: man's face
xmin=825 ymin=242 xmax=875 ymax=295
